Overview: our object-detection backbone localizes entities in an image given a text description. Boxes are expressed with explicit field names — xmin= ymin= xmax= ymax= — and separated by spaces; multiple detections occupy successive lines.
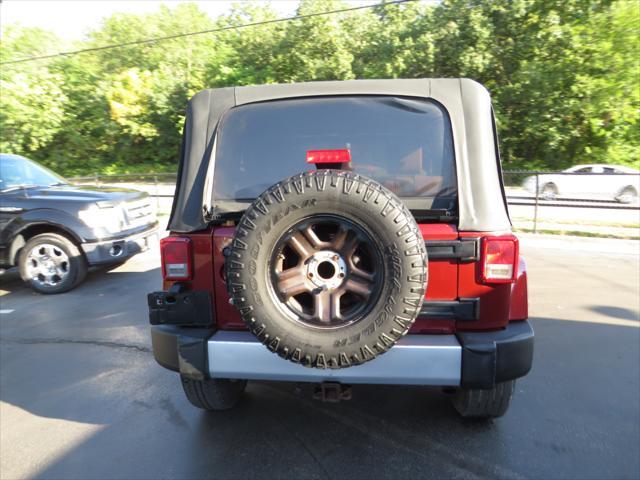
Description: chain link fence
xmin=70 ymin=171 xmax=640 ymax=239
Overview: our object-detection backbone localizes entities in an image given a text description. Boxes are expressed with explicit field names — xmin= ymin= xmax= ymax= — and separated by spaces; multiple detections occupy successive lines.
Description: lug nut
xmin=333 ymin=255 xmax=339 ymax=261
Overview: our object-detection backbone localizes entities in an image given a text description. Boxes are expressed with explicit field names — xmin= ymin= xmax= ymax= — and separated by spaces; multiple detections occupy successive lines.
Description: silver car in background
xmin=523 ymin=164 xmax=640 ymax=203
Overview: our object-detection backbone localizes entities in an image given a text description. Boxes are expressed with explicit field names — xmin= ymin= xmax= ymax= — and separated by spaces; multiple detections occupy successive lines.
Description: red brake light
xmin=306 ymin=149 xmax=351 ymax=164
xmin=481 ymin=236 xmax=518 ymax=283
xmin=160 ymin=236 xmax=192 ymax=281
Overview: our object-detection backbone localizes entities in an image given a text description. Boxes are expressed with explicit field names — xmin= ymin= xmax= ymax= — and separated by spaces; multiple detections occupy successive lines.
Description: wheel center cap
xmin=307 ymin=251 xmax=346 ymax=290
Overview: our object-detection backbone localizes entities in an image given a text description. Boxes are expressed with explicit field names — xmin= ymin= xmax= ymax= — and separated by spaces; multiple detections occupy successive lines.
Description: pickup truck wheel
xmin=19 ymin=233 xmax=88 ymax=294
xmin=451 ymin=380 xmax=516 ymax=419
xmin=226 ymin=170 xmax=428 ymax=369
xmin=180 ymin=377 xmax=247 ymax=411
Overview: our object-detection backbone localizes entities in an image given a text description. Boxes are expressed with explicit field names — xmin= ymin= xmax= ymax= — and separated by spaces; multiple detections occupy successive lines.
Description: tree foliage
xmin=0 ymin=0 xmax=637 ymax=175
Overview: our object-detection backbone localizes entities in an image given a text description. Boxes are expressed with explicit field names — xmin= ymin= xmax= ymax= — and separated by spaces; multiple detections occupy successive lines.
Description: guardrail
xmin=69 ymin=171 xmax=640 ymax=236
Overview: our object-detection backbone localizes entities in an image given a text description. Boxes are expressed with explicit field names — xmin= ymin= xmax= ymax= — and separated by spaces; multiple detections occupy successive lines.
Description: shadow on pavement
xmin=588 ymin=305 xmax=640 ymax=321
xmin=0 ymin=263 xmax=161 ymax=337
xmin=1 ymin=313 xmax=638 ymax=479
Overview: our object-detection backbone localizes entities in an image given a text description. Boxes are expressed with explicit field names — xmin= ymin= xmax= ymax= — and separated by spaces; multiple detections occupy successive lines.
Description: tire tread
xmin=180 ymin=377 xmax=247 ymax=411
xmin=452 ymin=380 xmax=516 ymax=419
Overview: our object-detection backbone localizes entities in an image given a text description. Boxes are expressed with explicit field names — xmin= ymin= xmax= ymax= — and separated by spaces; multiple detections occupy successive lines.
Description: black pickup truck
xmin=0 ymin=154 xmax=158 ymax=293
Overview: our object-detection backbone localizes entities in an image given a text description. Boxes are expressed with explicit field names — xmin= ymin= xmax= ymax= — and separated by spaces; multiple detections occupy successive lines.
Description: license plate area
xmin=148 ymin=291 xmax=212 ymax=326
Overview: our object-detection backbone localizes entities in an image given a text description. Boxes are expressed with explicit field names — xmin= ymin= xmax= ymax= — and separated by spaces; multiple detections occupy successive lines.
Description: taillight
xmin=481 ymin=236 xmax=518 ymax=283
xmin=160 ymin=236 xmax=192 ymax=281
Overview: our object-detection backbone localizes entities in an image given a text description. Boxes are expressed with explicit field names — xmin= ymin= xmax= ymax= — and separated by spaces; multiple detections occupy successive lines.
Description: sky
xmin=0 ymin=1 xmax=389 ymax=42
xmin=0 ymin=1 xmax=303 ymax=41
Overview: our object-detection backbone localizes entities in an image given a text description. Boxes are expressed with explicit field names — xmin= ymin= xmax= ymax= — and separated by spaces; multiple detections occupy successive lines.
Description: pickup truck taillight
xmin=481 ymin=236 xmax=519 ymax=284
xmin=160 ymin=236 xmax=192 ymax=281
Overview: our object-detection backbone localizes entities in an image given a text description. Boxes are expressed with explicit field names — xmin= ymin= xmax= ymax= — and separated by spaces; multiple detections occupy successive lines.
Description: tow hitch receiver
xmin=313 ymin=382 xmax=352 ymax=403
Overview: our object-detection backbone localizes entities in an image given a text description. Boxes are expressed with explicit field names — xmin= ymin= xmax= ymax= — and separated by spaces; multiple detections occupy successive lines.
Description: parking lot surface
xmin=1 ymin=235 xmax=639 ymax=479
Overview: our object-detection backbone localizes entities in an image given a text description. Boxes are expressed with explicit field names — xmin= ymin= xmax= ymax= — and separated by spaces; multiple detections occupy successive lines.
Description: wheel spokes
xmin=344 ymin=277 xmax=373 ymax=298
xmin=302 ymin=225 xmax=325 ymax=249
xmin=25 ymin=243 xmax=70 ymax=287
xmin=276 ymin=266 xmax=310 ymax=299
xmin=351 ymin=265 xmax=375 ymax=283
xmin=313 ymin=290 xmax=341 ymax=323
xmin=27 ymin=260 xmax=42 ymax=277
xmin=273 ymin=217 xmax=381 ymax=327
xmin=288 ymin=231 xmax=316 ymax=258
xmin=331 ymin=227 xmax=360 ymax=257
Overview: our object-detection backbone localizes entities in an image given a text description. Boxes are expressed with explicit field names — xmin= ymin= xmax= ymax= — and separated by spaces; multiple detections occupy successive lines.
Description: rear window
xmin=211 ymin=96 xmax=457 ymax=212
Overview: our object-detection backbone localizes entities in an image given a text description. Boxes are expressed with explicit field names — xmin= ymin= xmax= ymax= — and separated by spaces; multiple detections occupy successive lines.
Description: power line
xmin=1 ymin=0 xmax=417 ymax=66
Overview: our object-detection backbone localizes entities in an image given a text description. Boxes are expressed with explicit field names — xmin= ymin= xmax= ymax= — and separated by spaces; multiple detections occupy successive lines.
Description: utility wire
xmin=1 ymin=0 xmax=417 ymax=66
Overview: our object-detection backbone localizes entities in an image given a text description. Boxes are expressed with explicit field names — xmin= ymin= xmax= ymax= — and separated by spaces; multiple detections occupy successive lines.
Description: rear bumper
xmin=150 ymin=320 xmax=533 ymax=388
xmin=209 ymin=332 xmax=461 ymax=385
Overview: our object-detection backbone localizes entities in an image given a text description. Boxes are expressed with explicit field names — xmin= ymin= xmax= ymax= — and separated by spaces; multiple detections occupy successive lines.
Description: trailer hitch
xmin=313 ymin=382 xmax=352 ymax=403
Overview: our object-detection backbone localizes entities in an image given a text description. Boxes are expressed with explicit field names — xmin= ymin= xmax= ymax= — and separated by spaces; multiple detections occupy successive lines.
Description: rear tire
xmin=451 ymin=380 xmax=516 ymax=419
xmin=180 ymin=376 xmax=247 ymax=411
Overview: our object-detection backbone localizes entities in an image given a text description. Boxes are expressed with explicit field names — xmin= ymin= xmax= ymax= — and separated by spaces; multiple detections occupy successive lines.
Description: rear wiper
xmin=411 ymin=209 xmax=457 ymax=222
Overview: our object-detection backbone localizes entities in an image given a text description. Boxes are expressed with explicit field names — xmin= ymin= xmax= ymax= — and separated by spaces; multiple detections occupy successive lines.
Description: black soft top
xmin=168 ymin=78 xmax=510 ymax=233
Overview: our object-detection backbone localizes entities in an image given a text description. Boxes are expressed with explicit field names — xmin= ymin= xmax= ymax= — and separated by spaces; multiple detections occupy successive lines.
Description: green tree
xmin=1 ymin=1 xmax=637 ymax=175
xmin=205 ymin=3 xmax=286 ymax=86
xmin=272 ymin=0 xmax=355 ymax=82
xmin=350 ymin=1 xmax=433 ymax=78
xmin=0 ymin=27 xmax=67 ymax=154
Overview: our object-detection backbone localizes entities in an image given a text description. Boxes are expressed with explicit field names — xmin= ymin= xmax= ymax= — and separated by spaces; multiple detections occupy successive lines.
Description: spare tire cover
xmin=226 ymin=170 xmax=428 ymax=369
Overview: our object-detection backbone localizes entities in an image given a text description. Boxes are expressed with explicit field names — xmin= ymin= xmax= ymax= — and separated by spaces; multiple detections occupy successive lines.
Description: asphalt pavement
xmin=1 ymin=235 xmax=639 ymax=479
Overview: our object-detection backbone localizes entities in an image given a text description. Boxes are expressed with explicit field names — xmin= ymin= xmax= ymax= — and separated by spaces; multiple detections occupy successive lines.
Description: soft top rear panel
xmin=168 ymin=78 xmax=511 ymax=233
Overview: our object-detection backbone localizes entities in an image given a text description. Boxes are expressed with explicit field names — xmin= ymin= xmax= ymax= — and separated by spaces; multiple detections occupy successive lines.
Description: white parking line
xmin=0 ymin=309 xmax=15 ymax=314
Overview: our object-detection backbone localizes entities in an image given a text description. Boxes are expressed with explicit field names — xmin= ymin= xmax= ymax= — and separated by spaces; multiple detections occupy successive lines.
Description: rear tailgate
xmin=182 ymin=225 xmax=512 ymax=334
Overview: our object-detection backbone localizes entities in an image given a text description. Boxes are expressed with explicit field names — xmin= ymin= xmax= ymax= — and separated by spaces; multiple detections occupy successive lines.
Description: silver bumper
xmin=207 ymin=331 xmax=461 ymax=386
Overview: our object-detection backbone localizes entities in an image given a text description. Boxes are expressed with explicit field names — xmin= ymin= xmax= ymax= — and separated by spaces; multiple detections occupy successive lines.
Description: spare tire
xmin=226 ymin=170 xmax=427 ymax=369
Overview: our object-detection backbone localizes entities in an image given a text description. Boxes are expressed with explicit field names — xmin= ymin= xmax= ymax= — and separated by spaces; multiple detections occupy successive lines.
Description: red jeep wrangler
xmin=148 ymin=79 xmax=533 ymax=419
